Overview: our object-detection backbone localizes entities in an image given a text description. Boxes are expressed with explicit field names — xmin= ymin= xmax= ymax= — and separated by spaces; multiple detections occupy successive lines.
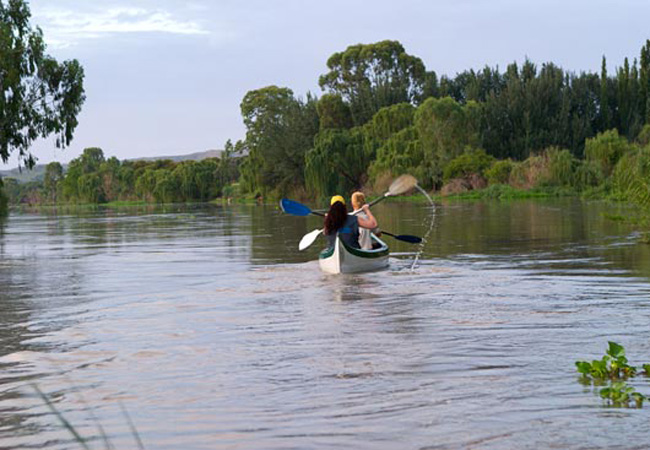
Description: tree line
xmin=2 ymin=145 xmax=240 ymax=205
xmin=2 ymin=34 xmax=650 ymax=211
xmin=236 ymin=39 xmax=650 ymax=200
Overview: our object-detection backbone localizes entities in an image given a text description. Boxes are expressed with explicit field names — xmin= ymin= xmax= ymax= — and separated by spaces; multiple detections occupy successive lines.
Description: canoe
xmin=319 ymin=234 xmax=389 ymax=274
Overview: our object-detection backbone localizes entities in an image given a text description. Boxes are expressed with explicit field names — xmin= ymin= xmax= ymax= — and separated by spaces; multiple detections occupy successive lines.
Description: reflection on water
xmin=1 ymin=200 xmax=650 ymax=449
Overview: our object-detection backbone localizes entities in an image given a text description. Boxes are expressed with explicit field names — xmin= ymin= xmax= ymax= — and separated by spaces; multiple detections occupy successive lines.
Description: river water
xmin=1 ymin=199 xmax=650 ymax=449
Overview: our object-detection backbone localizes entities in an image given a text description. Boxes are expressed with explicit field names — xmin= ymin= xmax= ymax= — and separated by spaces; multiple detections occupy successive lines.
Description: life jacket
xmin=325 ymin=215 xmax=360 ymax=249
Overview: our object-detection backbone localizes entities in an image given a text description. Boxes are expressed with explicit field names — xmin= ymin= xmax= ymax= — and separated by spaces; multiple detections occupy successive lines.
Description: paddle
xmin=298 ymin=228 xmax=421 ymax=250
xmin=280 ymin=198 xmax=325 ymax=217
xmin=283 ymin=174 xmax=420 ymax=250
xmin=281 ymin=173 xmax=418 ymax=217
xmin=381 ymin=231 xmax=422 ymax=244
xmin=356 ymin=174 xmax=417 ymax=212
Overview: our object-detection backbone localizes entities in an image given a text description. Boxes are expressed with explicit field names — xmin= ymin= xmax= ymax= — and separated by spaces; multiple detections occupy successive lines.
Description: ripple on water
xmin=2 ymin=203 xmax=650 ymax=449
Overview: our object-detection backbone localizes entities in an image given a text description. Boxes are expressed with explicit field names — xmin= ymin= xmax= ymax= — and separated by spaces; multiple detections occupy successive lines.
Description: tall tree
xmin=239 ymin=86 xmax=319 ymax=196
xmin=639 ymin=40 xmax=650 ymax=124
xmin=316 ymin=93 xmax=353 ymax=131
xmin=415 ymin=96 xmax=481 ymax=186
xmin=0 ymin=0 xmax=85 ymax=168
xmin=43 ymin=161 xmax=63 ymax=203
xmin=600 ymin=56 xmax=612 ymax=130
xmin=318 ymin=40 xmax=426 ymax=125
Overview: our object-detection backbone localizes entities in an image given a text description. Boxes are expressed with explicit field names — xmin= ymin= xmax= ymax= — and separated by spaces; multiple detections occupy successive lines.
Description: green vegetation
xmin=0 ymin=0 xmax=85 ymax=168
xmin=4 ymin=36 xmax=650 ymax=217
xmin=232 ymin=38 xmax=650 ymax=209
xmin=576 ymin=342 xmax=650 ymax=408
xmin=0 ymin=0 xmax=85 ymax=214
xmin=0 ymin=177 xmax=7 ymax=214
xmin=3 ymin=146 xmax=240 ymax=205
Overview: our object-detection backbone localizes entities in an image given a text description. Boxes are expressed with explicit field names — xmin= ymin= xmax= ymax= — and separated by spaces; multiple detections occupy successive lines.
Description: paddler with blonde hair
xmin=351 ymin=191 xmax=381 ymax=250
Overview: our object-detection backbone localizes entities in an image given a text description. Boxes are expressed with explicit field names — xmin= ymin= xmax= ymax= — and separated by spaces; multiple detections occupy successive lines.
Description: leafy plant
xmin=575 ymin=341 xmax=637 ymax=380
xmin=600 ymin=382 xmax=646 ymax=408
xmin=485 ymin=159 xmax=514 ymax=185
xmin=576 ymin=342 xmax=648 ymax=408
xmin=442 ymin=148 xmax=495 ymax=182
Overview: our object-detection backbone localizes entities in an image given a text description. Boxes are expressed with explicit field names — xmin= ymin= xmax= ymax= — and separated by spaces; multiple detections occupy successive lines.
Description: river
xmin=1 ymin=199 xmax=650 ymax=449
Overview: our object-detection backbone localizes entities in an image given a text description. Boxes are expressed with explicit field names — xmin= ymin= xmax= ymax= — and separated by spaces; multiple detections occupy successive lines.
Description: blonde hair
xmin=351 ymin=191 xmax=365 ymax=209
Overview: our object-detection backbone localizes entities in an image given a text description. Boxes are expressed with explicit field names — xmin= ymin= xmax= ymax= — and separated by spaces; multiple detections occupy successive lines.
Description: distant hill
xmin=0 ymin=165 xmax=48 ymax=183
xmin=0 ymin=149 xmax=223 ymax=183
xmin=131 ymin=149 xmax=222 ymax=162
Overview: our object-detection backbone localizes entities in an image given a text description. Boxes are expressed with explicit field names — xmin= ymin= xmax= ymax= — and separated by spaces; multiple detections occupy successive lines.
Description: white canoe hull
xmin=319 ymin=234 xmax=389 ymax=274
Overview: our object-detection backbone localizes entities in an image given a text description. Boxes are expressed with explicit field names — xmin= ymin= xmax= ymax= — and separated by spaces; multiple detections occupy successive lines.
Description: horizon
xmin=2 ymin=0 xmax=649 ymax=170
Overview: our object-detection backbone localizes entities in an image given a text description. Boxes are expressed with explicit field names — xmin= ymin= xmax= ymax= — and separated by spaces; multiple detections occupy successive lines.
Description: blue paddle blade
xmin=280 ymin=198 xmax=312 ymax=216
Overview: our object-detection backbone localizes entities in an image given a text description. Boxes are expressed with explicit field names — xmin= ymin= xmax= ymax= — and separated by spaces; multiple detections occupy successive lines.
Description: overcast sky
xmin=2 ymin=0 xmax=649 ymax=169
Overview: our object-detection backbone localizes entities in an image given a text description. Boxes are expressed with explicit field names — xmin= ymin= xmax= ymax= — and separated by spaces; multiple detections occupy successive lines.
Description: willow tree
xmin=0 ymin=0 xmax=85 ymax=168
xmin=415 ymin=96 xmax=481 ymax=186
xmin=305 ymin=128 xmax=365 ymax=197
xmin=369 ymin=126 xmax=426 ymax=186
xmin=43 ymin=161 xmax=63 ymax=203
xmin=316 ymin=93 xmax=352 ymax=131
xmin=306 ymin=102 xmax=416 ymax=196
xmin=319 ymin=40 xmax=426 ymax=126
xmin=239 ymin=86 xmax=319 ymax=196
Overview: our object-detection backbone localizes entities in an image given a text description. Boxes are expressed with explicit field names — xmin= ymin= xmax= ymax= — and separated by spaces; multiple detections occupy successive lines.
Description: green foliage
xmin=316 ymin=93 xmax=352 ymax=130
xmin=415 ymin=97 xmax=481 ymax=186
xmin=305 ymin=128 xmax=365 ymax=197
xmin=576 ymin=342 xmax=648 ymax=408
xmin=360 ymin=102 xmax=415 ymax=166
xmin=443 ymin=148 xmax=495 ymax=182
xmin=369 ymin=126 xmax=428 ymax=186
xmin=2 ymin=177 xmax=42 ymax=204
xmin=307 ymin=102 xmax=418 ymax=196
xmin=585 ymin=129 xmax=635 ymax=176
xmin=575 ymin=341 xmax=637 ymax=380
xmin=77 ymin=173 xmax=104 ymax=203
xmin=239 ymin=86 xmax=319 ymax=197
xmin=611 ymin=146 xmax=650 ymax=209
xmin=637 ymin=124 xmax=650 ymax=147
xmin=319 ymin=40 xmax=426 ymax=125
xmin=600 ymin=382 xmax=646 ymax=408
xmin=0 ymin=177 xmax=7 ymax=214
xmin=0 ymin=0 xmax=85 ymax=167
xmin=486 ymin=159 xmax=514 ymax=185
xmin=43 ymin=162 xmax=64 ymax=204
xmin=574 ymin=160 xmax=605 ymax=190
xmin=541 ymin=147 xmax=576 ymax=187
xmin=233 ymin=38 xmax=650 ymax=200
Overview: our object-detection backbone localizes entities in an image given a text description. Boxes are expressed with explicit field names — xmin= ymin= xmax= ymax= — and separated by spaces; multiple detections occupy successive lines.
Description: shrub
xmin=574 ymin=160 xmax=605 ymax=191
xmin=509 ymin=155 xmax=546 ymax=189
xmin=637 ymin=124 xmax=650 ymax=148
xmin=486 ymin=159 xmax=514 ymax=185
xmin=221 ymin=183 xmax=240 ymax=199
xmin=0 ymin=178 xmax=7 ymax=214
xmin=543 ymin=147 xmax=576 ymax=187
xmin=585 ymin=129 xmax=635 ymax=176
xmin=611 ymin=147 xmax=650 ymax=208
xmin=442 ymin=148 xmax=495 ymax=182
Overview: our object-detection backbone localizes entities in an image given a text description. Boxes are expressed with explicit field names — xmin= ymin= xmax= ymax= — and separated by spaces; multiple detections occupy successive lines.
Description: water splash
xmin=411 ymin=185 xmax=436 ymax=271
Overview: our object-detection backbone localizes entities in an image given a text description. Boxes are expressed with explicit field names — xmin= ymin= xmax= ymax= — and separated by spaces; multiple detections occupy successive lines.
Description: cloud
xmin=35 ymin=6 xmax=210 ymax=48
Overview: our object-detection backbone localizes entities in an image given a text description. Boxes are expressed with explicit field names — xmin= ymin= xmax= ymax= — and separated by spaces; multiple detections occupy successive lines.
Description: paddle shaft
xmin=304 ymin=210 xmax=420 ymax=245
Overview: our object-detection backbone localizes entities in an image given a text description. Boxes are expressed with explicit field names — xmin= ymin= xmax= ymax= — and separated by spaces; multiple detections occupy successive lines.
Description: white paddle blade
xmin=299 ymin=229 xmax=322 ymax=251
xmin=388 ymin=174 xmax=417 ymax=196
